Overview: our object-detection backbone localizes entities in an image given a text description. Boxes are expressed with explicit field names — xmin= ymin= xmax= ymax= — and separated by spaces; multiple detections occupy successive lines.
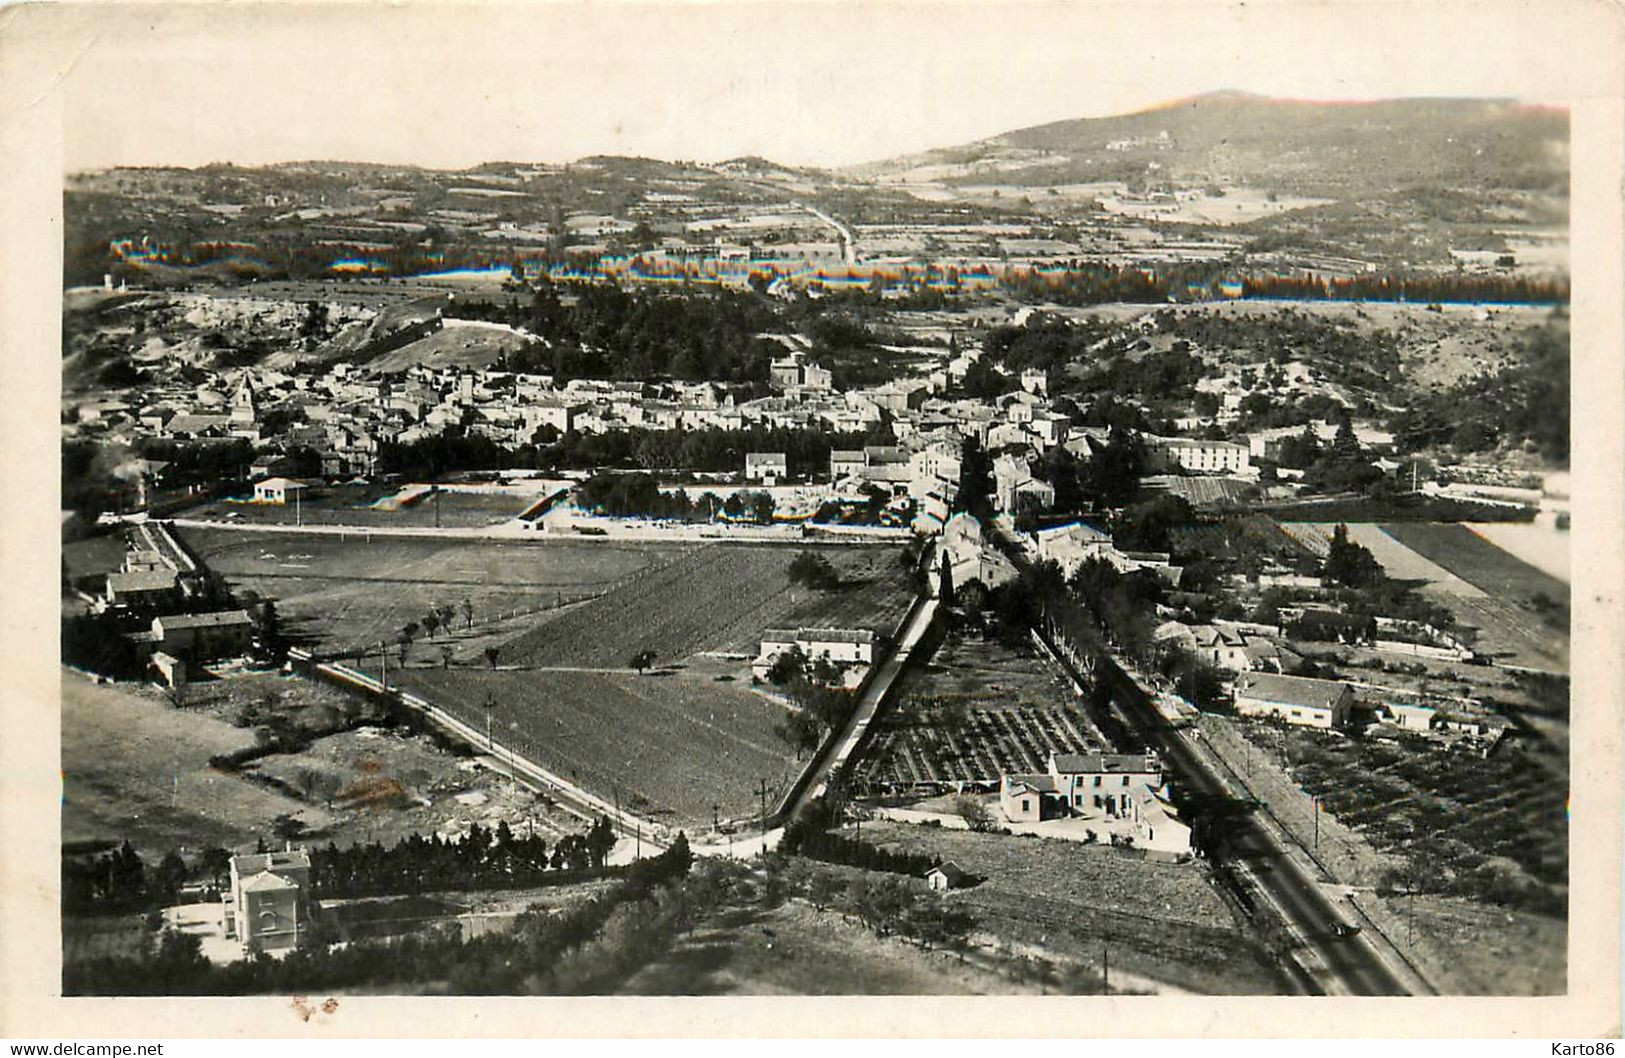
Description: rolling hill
xmin=858 ymin=91 xmax=1568 ymax=198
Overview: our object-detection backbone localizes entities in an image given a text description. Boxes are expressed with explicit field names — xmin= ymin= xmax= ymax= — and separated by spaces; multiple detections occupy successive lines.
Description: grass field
xmin=63 ymin=670 xmax=309 ymax=857
xmin=852 ymin=822 xmax=1283 ymax=994
xmin=499 ymin=543 xmax=912 ymax=668
xmin=1400 ymin=892 xmax=1566 ymax=995
xmin=1280 ymin=521 xmax=1485 ymax=594
xmin=617 ymin=886 xmax=1033 ymax=995
xmin=179 ymin=528 xmax=681 ymax=654
xmin=178 ymin=483 xmax=540 ymax=529
xmin=857 ymin=626 xmax=1102 ymax=791
xmin=389 ymin=667 xmax=801 ymax=827
xmin=1466 ymin=518 xmax=1570 ymax=584
xmin=1380 ymin=522 xmax=1569 ymax=614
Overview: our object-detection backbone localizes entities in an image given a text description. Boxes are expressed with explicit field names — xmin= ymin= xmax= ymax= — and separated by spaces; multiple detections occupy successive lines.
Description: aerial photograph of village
xmin=54 ymin=44 xmax=1573 ymax=999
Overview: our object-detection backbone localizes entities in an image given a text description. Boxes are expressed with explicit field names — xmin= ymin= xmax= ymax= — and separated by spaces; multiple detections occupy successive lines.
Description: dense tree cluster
xmin=1240 ymin=271 xmax=1569 ymax=305
xmin=982 ymin=315 xmax=1115 ymax=374
xmin=955 ymin=356 xmax=1017 ymax=401
xmin=771 ymin=674 xmax=857 ymax=758
xmin=380 ymin=423 xmax=885 ymax=481
xmin=575 ymin=472 xmax=771 ymax=523
xmin=62 ymin=612 xmax=147 ymax=678
xmin=787 ymin=550 xmax=841 ymax=591
xmin=62 ymin=841 xmax=156 ymax=912
xmin=1069 ymin=348 xmax=1209 ymax=404
xmin=465 ymin=282 xmax=780 ymax=384
xmin=780 ymin=822 xmax=936 ymax=878
xmin=622 ymin=423 xmax=889 ymax=477
xmin=1322 ymin=524 xmax=1384 ymax=589
xmin=1002 ymin=261 xmax=1196 ymax=305
xmin=377 ymin=430 xmax=516 ymax=477
xmin=1067 ymin=557 xmax=1165 ymax=661
xmin=1152 ymin=645 xmax=1229 ymax=711
xmin=1109 ymin=494 xmax=1195 ymax=554
xmin=309 ymin=819 xmax=619 ymax=899
xmin=954 ymin=437 xmax=994 ymax=520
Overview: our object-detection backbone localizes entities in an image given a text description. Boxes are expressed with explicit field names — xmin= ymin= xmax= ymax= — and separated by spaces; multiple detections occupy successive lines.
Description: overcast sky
xmin=40 ymin=0 xmax=1604 ymax=172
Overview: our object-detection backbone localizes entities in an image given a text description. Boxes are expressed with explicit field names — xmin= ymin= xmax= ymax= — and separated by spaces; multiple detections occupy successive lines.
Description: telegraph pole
xmin=1102 ymin=944 xmax=1109 ymax=995
xmin=756 ymin=778 xmax=770 ymax=848
xmin=1313 ymin=794 xmax=1320 ymax=851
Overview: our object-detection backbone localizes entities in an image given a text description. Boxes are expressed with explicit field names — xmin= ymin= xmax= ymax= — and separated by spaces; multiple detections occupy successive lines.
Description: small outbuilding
xmin=925 ymin=861 xmax=973 ymax=892
xmin=252 ymin=477 xmax=309 ymax=505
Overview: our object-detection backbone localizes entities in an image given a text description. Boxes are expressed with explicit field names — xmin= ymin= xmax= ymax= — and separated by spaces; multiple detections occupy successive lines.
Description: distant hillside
xmin=860 ymin=92 xmax=1568 ymax=197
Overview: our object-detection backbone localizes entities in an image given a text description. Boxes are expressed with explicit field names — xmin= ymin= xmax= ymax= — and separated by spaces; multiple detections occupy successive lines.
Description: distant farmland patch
xmin=1379 ymin=522 xmax=1568 ymax=615
xmin=1278 ymin=521 xmax=1567 ymax=669
xmin=1145 ymin=475 xmax=1253 ymax=508
xmin=1380 ymin=521 xmax=1569 ymax=669
xmin=1279 ymin=522 xmax=1485 ymax=595
xmin=499 ymin=543 xmax=913 ymax=668
xmin=179 ymin=528 xmax=684 ymax=653
xmin=176 ymin=482 xmax=542 ymax=529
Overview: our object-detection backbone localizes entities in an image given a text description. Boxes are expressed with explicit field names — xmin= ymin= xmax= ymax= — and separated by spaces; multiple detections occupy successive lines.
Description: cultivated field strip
xmin=500 ymin=543 xmax=908 ymax=668
xmin=1379 ymin=522 xmax=1569 ymax=608
xmin=861 ymin=705 xmax=1096 ymax=788
xmin=393 ymin=668 xmax=799 ymax=825
xmin=1279 ymin=521 xmax=1486 ymax=595
xmin=179 ymin=527 xmax=679 ymax=651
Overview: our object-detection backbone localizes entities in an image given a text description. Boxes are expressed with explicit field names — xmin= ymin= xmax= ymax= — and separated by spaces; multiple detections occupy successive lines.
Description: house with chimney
xmin=998 ymin=751 xmax=1192 ymax=857
xmin=223 ymin=848 xmax=312 ymax=956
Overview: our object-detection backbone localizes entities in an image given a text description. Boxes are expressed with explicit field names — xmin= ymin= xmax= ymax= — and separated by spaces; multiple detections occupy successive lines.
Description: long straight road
xmin=687 ymin=592 xmax=940 ymax=860
xmin=800 ymin=594 xmax=939 ymax=809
